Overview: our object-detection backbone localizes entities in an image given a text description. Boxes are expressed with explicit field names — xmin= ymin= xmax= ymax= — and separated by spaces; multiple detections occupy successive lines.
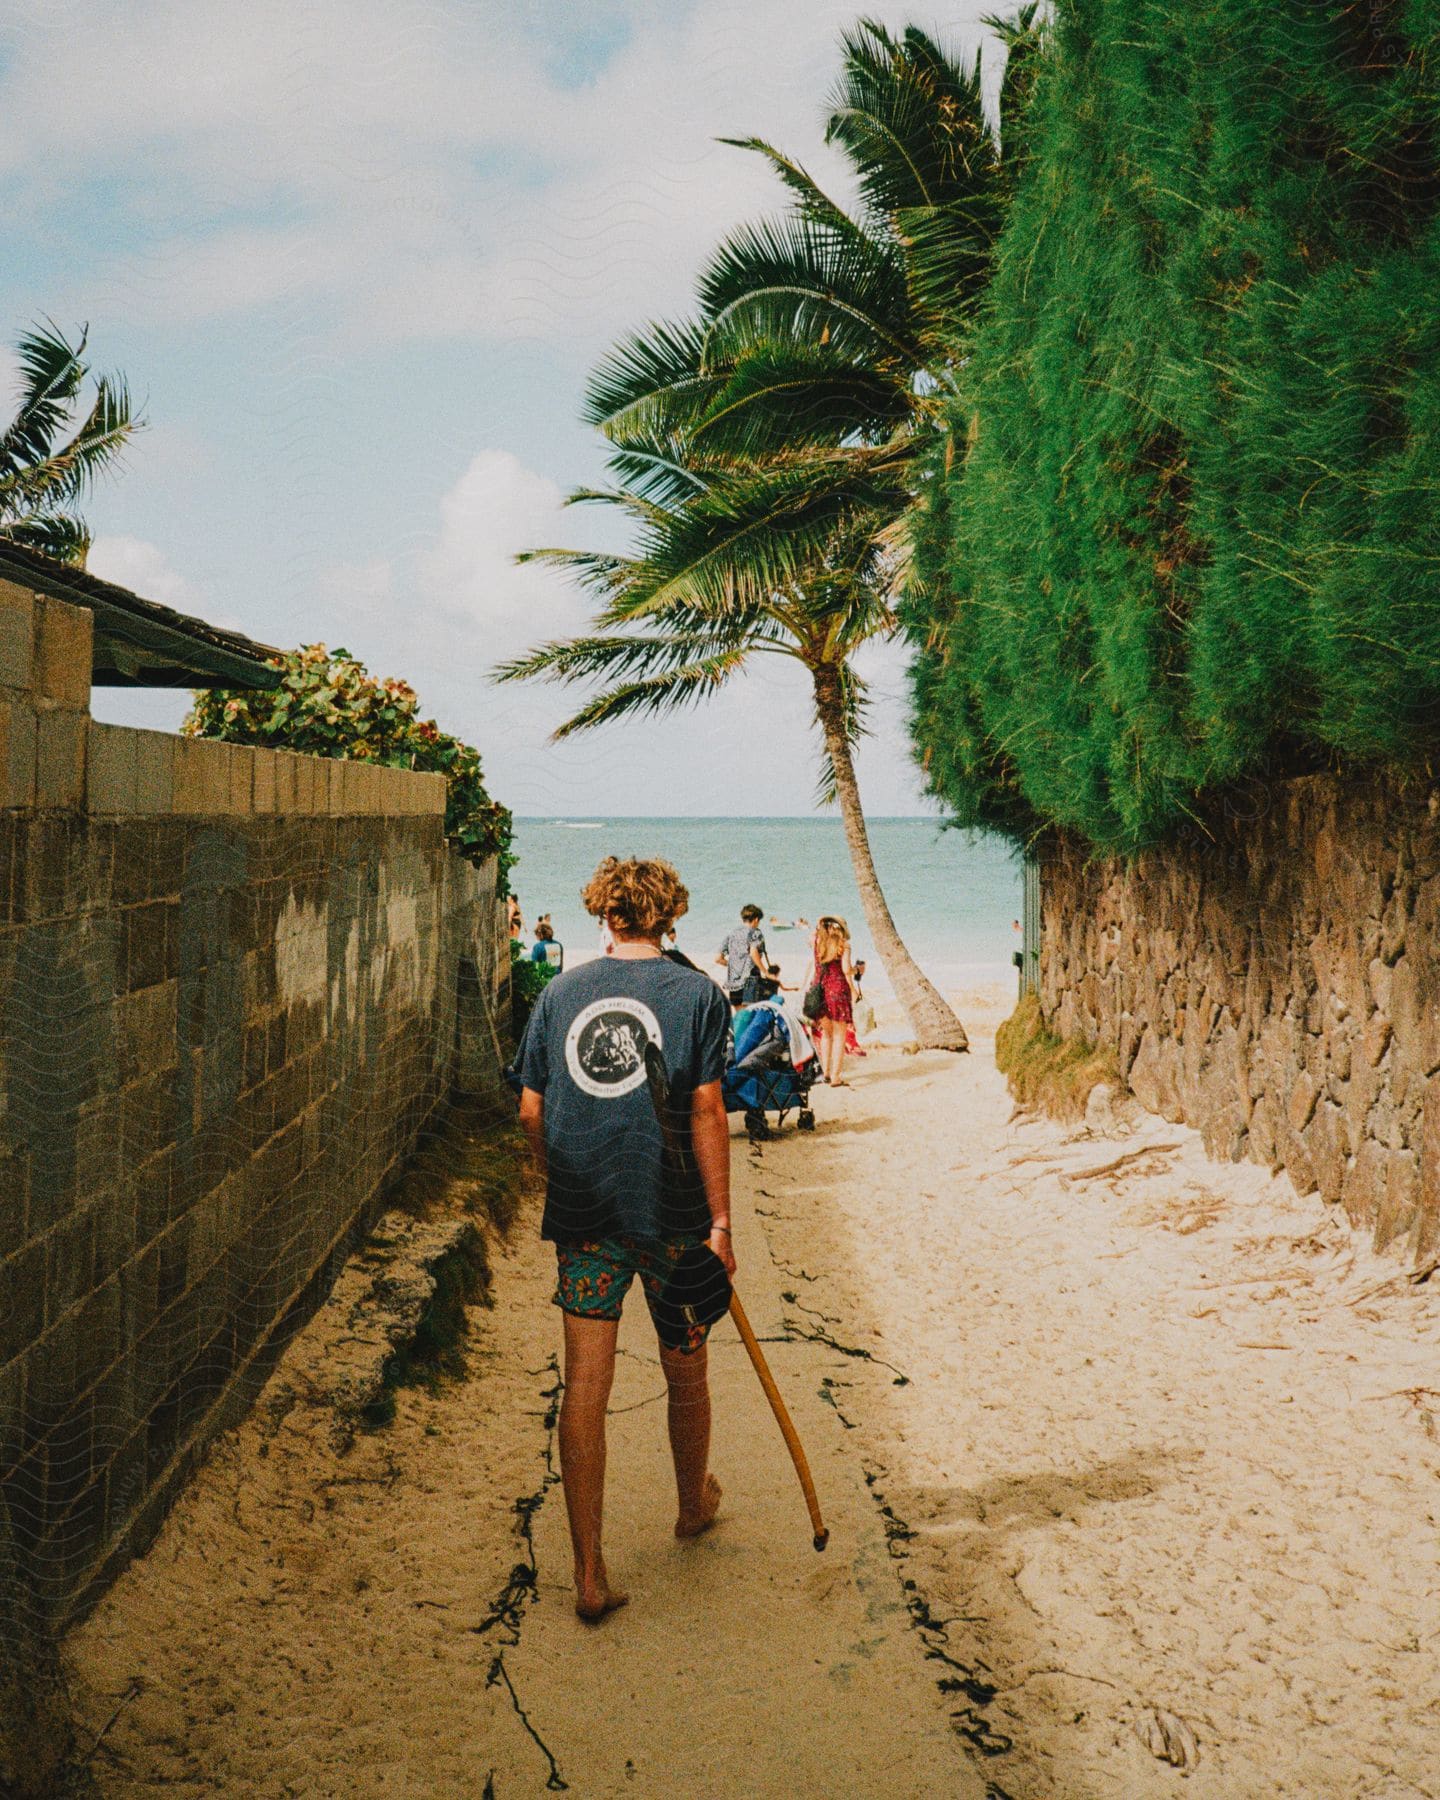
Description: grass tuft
xmin=390 ymin=1098 xmax=528 ymax=1235
xmin=359 ymin=1097 xmax=530 ymax=1429
xmin=995 ymin=993 xmax=1121 ymax=1121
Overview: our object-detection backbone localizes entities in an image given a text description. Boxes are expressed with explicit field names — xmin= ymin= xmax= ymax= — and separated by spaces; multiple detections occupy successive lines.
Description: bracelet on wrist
xmin=711 ymin=1224 xmax=732 ymax=1234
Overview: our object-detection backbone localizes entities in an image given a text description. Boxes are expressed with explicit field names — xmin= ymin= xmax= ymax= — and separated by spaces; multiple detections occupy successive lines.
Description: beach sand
xmin=65 ymin=982 xmax=1440 ymax=1797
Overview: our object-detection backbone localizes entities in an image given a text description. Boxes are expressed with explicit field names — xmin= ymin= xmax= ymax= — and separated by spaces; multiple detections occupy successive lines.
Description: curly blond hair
xmin=813 ymin=915 xmax=850 ymax=965
xmin=581 ymin=856 xmax=690 ymax=936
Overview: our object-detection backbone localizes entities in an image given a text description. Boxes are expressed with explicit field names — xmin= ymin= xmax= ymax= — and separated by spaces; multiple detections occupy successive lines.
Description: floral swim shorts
xmin=554 ymin=1234 xmax=711 ymax=1354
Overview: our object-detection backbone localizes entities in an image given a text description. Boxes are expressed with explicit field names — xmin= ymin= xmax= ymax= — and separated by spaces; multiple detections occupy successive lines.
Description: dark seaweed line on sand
xmin=751 ymin=1193 xmax=1014 ymax=1779
xmin=471 ymin=1356 xmax=569 ymax=1791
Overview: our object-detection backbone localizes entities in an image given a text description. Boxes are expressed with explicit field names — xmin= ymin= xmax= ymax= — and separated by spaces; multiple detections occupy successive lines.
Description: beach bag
xmin=855 ymin=998 xmax=876 ymax=1037
xmin=802 ymin=979 xmax=826 ymax=1021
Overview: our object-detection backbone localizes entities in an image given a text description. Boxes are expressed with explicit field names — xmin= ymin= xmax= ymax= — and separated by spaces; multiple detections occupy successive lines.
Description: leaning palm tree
xmin=497 ymin=14 xmax=1045 ymax=1049
xmin=499 ymin=486 xmax=980 ymax=1045
xmin=0 ymin=321 xmax=140 ymax=565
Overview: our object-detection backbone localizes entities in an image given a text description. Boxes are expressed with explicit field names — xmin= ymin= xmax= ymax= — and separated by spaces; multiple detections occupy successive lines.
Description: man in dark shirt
xmin=517 ymin=855 xmax=735 ymax=1622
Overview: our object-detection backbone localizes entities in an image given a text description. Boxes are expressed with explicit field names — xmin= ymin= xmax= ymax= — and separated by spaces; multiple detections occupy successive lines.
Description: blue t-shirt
xmin=721 ymin=923 xmax=766 ymax=989
xmin=517 ymin=955 xmax=731 ymax=1242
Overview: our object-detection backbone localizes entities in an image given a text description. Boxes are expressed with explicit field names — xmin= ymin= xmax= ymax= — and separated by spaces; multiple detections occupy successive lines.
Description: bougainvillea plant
xmin=184 ymin=644 xmax=514 ymax=886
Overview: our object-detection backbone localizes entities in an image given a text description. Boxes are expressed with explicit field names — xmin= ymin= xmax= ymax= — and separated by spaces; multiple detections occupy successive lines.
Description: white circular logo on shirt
xmin=564 ymin=997 xmax=663 ymax=1099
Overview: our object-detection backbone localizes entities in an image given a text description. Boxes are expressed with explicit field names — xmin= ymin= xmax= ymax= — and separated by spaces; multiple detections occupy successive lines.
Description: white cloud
xmin=4 ymin=0 xmax=1003 ymax=348
xmin=314 ymin=555 xmax=395 ymax=634
xmin=418 ymin=448 xmax=586 ymax=652
xmin=86 ymin=533 xmax=203 ymax=610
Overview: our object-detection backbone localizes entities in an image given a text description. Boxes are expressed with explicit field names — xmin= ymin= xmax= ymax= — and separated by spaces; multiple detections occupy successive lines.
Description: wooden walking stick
xmin=727 ymin=1288 xmax=829 ymax=1551
xmin=644 ymin=1044 xmax=829 ymax=1551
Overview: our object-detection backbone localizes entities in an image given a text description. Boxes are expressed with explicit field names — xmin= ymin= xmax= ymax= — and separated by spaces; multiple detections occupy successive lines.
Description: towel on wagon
xmin=732 ymin=997 xmax=817 ymax=1073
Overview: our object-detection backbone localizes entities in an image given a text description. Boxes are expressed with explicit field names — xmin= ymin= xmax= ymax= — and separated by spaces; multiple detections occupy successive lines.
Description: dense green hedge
xmin=908 ymin=0 xmax=1440 ymax=853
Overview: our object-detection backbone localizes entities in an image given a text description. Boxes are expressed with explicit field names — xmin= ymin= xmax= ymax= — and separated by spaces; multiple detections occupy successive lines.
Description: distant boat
xmin=551 ymin=820 xmax=604 ymax=829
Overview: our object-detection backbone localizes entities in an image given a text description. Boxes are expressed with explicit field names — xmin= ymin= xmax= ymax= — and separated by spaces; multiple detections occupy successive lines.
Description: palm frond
xmin=584 ymin=317 xmax=723 ymax=440
xmin=717 ymin=136 xmax=859 ymax=236
xmin=562 ymin=484 xmax=688 ymax=530
xmin=690 ymin=343 xmax=910 ymax=459
xmin=516 ymin=544 xmax=639 ymax=607
xmin=603 ymin=450 xmax=912 ymax=621
xmin=543 ymin=648 xmax=756 ymax=739
xmin=494 ymin=627 xmax=747 ymax=686
xmin=896 ymin=196 xmax=1002 ymax=331
xmin=0 ymin=510 xmax=90 ymax=565
xmin=0 ymin=322 xmax=88 ymax=480
xmin=826 ymin=20 xmax=995 ymax=223
xmin=696 ymin=214 xmax=919 ymax=373
xmin=0 ymin=373 xmax=137 ymax=513
xmin=604 ymin=442 xmax=714 ymax=508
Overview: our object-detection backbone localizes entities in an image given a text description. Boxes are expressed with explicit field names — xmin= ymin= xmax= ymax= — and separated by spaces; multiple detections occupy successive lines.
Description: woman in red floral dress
xmin=810 ymin=916 xmax=857 ymax=1087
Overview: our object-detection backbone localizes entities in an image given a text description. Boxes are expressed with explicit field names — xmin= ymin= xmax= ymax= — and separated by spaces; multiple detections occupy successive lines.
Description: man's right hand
xmin=708 ymin=1226 xmax=736 ymax=1277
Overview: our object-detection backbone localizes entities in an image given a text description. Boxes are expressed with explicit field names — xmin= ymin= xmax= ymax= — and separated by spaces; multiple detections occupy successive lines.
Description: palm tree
xmin=0 ymin=322 xmax=140 ymax=565
xmin=497 ymin=14 xmax=1044 ymax=1050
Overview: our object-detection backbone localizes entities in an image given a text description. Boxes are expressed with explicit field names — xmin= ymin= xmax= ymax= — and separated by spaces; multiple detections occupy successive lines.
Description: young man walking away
xmin=516 ymin=856 xmax=736 ymax=1622
xmin=717 ymin=902 xmax=768 ymax=1009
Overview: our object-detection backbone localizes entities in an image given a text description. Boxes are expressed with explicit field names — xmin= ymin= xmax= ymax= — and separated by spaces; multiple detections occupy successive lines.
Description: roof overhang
xmin=0 ymin=542 xmax=282 ymax=689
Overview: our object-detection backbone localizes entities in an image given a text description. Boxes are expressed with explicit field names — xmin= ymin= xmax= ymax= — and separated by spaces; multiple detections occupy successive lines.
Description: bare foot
xmin=575 ymin=1577 xmax=629 ymax=1624
xmin=676 ymin=1472 xmax=723 ymax=1539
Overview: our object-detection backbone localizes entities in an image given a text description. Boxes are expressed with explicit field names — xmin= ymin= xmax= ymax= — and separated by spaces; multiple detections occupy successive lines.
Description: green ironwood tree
xmin=907 ymin=0 xmax=1440 ymax=855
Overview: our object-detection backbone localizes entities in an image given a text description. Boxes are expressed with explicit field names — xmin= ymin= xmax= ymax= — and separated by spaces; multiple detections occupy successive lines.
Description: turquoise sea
xmin=509 ymin=817 xmax=1023 ymax=1000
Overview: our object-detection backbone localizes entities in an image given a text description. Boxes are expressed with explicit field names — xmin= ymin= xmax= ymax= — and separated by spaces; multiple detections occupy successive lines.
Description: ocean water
xmin=509 ymin=816 xmax=1023 ymax=1000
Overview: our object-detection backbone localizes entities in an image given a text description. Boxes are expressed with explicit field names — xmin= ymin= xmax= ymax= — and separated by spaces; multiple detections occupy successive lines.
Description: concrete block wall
xmin=1038 ymin=768 xmax=1440 ymax=1272
xmin=0 ymin=580 xmax=509 ymax=1628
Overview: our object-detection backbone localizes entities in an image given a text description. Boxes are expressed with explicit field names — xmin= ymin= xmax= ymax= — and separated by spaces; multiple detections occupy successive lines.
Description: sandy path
xmin=65 ymin=983 xmax=1440 ymax=1797
xmin=64 ymin=1107 xmax=984 ymax=1794
xmin=747 ymin=989 xmax=1440 ymax=1798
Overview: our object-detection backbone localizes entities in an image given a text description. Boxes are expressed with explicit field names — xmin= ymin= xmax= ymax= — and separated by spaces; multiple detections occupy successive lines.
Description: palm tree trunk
xmin=812 ymin=666 xmax=969 ymax=1051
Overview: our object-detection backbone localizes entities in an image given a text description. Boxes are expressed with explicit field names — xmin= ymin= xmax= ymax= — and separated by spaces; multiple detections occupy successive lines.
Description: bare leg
xmin=558 ymin=1313 xmax=628 ymax=1621
xmin=661 ymin=1340 xmax=721 ymax=1537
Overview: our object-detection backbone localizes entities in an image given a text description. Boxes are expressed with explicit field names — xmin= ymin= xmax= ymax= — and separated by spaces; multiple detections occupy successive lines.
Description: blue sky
xmin=1 ymin=0 xmax=1001 ymax=817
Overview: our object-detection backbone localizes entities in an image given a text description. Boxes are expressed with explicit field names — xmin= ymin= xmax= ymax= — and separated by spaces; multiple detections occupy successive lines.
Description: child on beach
xmin=761 ymin=961 xmax=795 ymax=1000
xmin=845 ymin=958 xmax=871 ymax=1056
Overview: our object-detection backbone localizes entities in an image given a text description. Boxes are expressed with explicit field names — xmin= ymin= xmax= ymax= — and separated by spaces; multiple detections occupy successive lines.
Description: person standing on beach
xmin=810 ymin=915 xmax=857 ymax=1087
xmin=530 ymin=916 xmax=564 ymax=970
xmin=516 ymin=856 xmax=736 ymax=1621
xmin=718 ymin=903 xmax=769 ymax=1008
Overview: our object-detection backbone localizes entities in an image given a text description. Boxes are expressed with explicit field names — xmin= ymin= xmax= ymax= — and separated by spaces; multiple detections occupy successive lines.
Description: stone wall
xmin=0 ymin=579 xmax=509 ymax=1633
xmin=1038 ymin=770 xmax=1440 ymax=1271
